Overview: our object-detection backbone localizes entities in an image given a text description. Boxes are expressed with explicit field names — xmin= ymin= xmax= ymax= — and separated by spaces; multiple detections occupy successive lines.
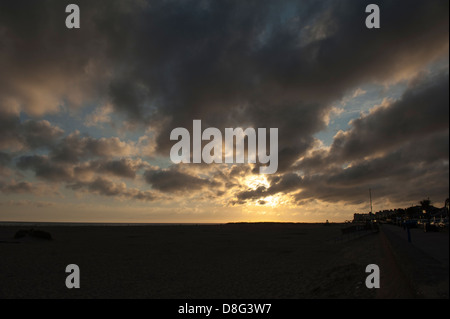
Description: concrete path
xmin=380 ymin=224 xmax=449 ymax=298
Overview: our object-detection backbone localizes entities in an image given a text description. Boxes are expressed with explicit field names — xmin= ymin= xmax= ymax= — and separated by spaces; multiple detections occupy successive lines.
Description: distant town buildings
xmin=353 ymin=212 xmax=375 ymax=222
xmin=353 ymin=200 xmax=449 ymax=223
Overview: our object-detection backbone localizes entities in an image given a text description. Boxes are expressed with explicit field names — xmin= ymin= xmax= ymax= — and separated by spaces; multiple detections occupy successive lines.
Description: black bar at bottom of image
xmin=137 ymin=299 xmax=381 ymax=317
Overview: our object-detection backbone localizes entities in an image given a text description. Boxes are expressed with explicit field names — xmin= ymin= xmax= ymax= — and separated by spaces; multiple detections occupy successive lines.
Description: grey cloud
xmin=0 ymin=180 xmax=35 ymax=194
xmin=68 ymin=177 xmax=157 ymax=201
xmin=82 ymin=177 xmax=125 ymax=196
xmin=97 ymin=158 xmax=147 ymax=178
xmin=144 ymin=166 xmax=220 ymax=193
xmin=17 ymin=154 xmax=149 ymax=182
xmin=74 ymin=158 xmax=149 ymax=179
xmin=293 ymin=130 xmax=449 ymax=206
xmin=329 ymin=73 xmax=449 ymax=163
xmin=325 ymin=131 xmax=449 ymax=187
xmin=15 ymin=153 xmax=157 ymax=201
xmin=50 ymin=131 xmax=134 ymax=163
xmin=233 ymin=172 xmax=303 ymax=203
xmin=0 ymin=114 xmax=63 ymax=151
xmin=21 ymin=120 xmax=64 ymax=149
xmin=296 ymin=161 xmax=449 ymax=206
xmin=16 ymin=155 xmax=73 ymax=182
xmin=295 ymin=72 xmax=449 ymax=172
xmin=0 ymin=0 xmax=448 ymax=208
xmin=103 ymin=0 xmax=448 ymax=168
xmin=0 ymin=114 xmax=21 ymax=150
xmin=0 ymin=0 xmax=112 ymax=116
xmin=2 ymin=0 xmax=447 ymax=172
xmin=0 ymin=152 xmax=11 ymax=166
xmin=233 ymin=73 xmax=449 ymax=205
xmin=235 ymin=186 xmax=268 ymax=202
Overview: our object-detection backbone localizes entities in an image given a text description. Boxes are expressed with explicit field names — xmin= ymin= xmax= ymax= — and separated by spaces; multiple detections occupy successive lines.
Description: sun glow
xmin=243 ymin=175 xmax=291 ymax=208
xmin=257 ymin=195 xmax=288 ymax=207
xmin=244 ymin=175 xmax=270 ymax=190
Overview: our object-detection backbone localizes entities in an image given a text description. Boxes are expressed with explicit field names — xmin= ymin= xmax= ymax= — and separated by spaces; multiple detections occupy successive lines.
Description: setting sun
xmin=243 ymin=175 xmax=270 ymax=190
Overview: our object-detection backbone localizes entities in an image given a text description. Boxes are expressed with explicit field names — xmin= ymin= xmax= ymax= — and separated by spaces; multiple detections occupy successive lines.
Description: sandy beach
xmin=0 ymin=223 xmax=448 ymax=299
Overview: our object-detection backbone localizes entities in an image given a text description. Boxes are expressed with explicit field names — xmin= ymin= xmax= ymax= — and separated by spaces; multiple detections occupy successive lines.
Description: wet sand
xmin=0 ymin=223 xmax=447 ymax=299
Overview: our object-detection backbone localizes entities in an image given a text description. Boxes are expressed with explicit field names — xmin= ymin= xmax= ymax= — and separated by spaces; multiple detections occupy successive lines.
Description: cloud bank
xmin=0 ymin=0 xmax=448 ymax=220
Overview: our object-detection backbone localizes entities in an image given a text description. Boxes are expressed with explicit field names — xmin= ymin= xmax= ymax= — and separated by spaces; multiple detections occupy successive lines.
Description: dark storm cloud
xmin=16 ymin=155 xmax=73 ymax=182
xmin=68 ymin=177 xmax=157 ymax=201
xmin=69 ymin=177 xmax=125 ymax=196
xmin=0 ymin=0 xmax=113 ymax=115
xmin=74 ymin=158 xmax=149 ymax=179
xmin=144 ymin=166 xmax=220 ymax=193
xmin=295 ymin=72 xmax=450 ymax=173
xmin=293 ymin=112 xmax=448 ymax=206
xmin=49 ymin=131 xmax=134 ymax=163
xmin=100 ymin=0 xmax=448 ymax=171
xmin=232 ymin=73 xmax=449 ymax=205
xmin=14 ymin=152 xmax=156 ymax=200
xmin=324 ymin=132 xmax=449 ymax=188
xmin=16 ymin=154 xmax=148 ymax=183
xmin=0 ymin=112 xmax=63 ymax=151
xmin=97 ymin=158 xmax=147 ymax=178
xmin=235 ymin=186 xmax=268 ymax=201
xmin=233 ymin=172 xmax=303 ymax=204
xmin=0 ymin=0 xmax=448 ymax=207
xmin=328 ymin=73 xmax=449 ymax=164
xmin=1 ymin=0 xmax=448 ymax=169
xmin=21 ymin=120 xmax=65 ymax=149
xmin=295 ymin=158 xmax=449 ymax=206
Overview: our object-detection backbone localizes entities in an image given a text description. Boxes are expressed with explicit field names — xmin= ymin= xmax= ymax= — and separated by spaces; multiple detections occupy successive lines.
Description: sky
xmin=0 ymin=0 xmax=448 ymax=223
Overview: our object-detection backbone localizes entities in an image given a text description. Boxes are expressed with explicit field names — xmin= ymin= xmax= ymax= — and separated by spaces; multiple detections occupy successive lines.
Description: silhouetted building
xmin=353 ymin=212 xmax=375 ymax=222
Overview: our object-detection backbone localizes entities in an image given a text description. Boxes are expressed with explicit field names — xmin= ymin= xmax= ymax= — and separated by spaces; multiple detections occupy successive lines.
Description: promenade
xmin=380 ymin=224 xmax=449 ymax=298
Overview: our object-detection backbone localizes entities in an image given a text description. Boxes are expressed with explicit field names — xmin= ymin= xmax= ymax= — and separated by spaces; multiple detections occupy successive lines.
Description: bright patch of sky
xmin=314 ymin=56 xmax=449 ymax=147
xmin=314 ymin=80 xmax=407 ymax=146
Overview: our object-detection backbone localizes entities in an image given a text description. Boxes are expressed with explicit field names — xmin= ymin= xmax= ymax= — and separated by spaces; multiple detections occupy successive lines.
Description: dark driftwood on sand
xmin=14 ymin=229 xmax=52 ymax=241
